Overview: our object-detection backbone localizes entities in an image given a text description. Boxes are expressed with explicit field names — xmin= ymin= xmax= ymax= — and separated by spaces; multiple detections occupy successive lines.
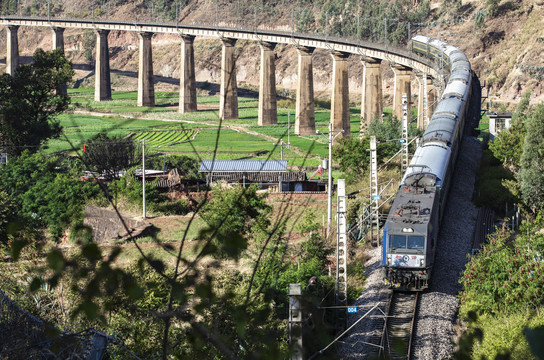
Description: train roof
xmin=448 ymin=51 xmax=468 ymax=64
xmin=433 ymin=97 xmax=464 ymax=116
xmin=385 ymin=185 xmax=437 ymax=232
xmin=442 ymin=79 xmax=469 ymax=100
xmin=411 ymin=35 xmax=430 ymax=44
xmin=451 ymin=60 xmax=471 ymax=72
xmin=422 ymin=114 xmax=459 ymax=145
xmin=448 ymin=69 xmax=471 ymax=83
xmin=402 ymin=144 xmax=452 ymax=187
xmin=444 ymin=45 xmax=461 ymax=57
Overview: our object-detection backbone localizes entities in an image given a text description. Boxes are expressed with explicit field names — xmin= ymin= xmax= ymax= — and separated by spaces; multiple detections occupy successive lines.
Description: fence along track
xmin=380 ymin=291 xmax=419 ymax=360
xmin=472 ymin=206 xmax=494 ymax=255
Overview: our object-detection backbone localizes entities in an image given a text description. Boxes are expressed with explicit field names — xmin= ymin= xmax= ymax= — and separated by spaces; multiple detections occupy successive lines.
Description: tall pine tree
xmin=520 ymin=104 xmax=544 ymax=213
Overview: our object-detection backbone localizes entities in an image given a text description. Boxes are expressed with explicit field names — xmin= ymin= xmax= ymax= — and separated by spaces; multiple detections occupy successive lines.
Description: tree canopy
xmin=519 ymin=104 xmax=544 ymax=213
xmin=0 ymin=48 xmax=74 ymax=155
xmin=82 ymin=132 xmax=142 ymax=180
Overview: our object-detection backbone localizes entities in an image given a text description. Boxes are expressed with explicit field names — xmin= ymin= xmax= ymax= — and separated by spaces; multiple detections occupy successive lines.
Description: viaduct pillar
xmin=360 ymin=57 xmax=382 ymax=138
xmin=417 ymin=75 xmax=424 ymax=130
xmin=392 ymin=65 xmax=412 ymax=121
xmin=137 ymin=32 xmax=155 ymax=107
xmin=95 ymin=29 xmax=112 ymax=101
xmin=52 ymin=27 xmax=67 ymax=95
xmin=427 ymin=76 xmax=436 ymax=118
xmin=219 ymin=38 xmax=238 ymax=120
xmin=258 ymin=41 xmax=277 ymax=126
xmin=330 ymin=51 xmax=350 ymax=139
xmin=179 ymin=34 xmax=197 ymax=113
xmin=52 ymin=27 xmax=65 ymax=51
xmin=6 ymin=25 xmax=19 ymax=75
xmin=295 ymin=46 xmax=315 ymax=135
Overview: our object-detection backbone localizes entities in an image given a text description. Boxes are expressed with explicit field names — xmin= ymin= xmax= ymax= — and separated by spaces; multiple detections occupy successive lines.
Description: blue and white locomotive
xmin=382 ymin=35 xmax=478 ymax=291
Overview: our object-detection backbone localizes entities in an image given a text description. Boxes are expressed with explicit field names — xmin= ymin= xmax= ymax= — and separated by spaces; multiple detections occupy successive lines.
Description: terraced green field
xmin=131 ymin=129 xmax=197 ymax=147
xmin=46 ymin=89 xmax=367 ymax=168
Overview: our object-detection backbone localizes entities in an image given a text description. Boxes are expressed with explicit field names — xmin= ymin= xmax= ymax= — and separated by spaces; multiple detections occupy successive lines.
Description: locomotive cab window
xmin=390 ymin=235 xmax=426 ymax=250
xmin=408 ymin=236 xmax=425 ymax=249
xmin=391 ymin=235 xmax=407 ymax=249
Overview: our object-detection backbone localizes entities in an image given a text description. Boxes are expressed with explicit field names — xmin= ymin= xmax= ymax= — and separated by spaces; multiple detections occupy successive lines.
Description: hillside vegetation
xmin=0 ymin=0 xmax=542 ymax=107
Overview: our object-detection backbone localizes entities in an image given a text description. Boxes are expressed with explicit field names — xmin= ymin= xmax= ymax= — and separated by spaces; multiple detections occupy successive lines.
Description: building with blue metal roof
xmin=199 ymin=160 xmax=307 ymax=187
xmin=199 ymin=160 xmax=288 ymax=173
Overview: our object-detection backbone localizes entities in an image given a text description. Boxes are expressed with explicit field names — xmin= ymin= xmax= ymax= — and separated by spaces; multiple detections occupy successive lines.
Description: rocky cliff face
xmin=1 ymin=0 xmax=542 ymax=108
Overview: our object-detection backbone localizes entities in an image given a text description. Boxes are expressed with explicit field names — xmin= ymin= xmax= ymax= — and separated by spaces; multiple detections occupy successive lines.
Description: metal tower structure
xmin=369 ymin=136 xmax=380 ymax=246
xmin=401 ymin=93 xmax=409 ymax=174
xmin=335 ymin=179 xmax=348 ymax=332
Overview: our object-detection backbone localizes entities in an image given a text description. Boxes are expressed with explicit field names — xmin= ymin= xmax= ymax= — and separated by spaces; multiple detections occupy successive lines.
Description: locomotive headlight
xmin=420 ymin=258 xmax=425 ymax=267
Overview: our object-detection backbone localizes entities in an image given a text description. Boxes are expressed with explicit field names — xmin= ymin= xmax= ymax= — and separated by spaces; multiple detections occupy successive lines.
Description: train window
xmin=408 ymin=236 xmax=425 ymax=249
xmin=391 ymin=235 xmax=406 ymax=249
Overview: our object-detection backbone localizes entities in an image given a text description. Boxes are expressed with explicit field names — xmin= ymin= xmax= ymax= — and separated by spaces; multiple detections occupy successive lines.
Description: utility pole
xmin=176 ymin=4 xmax=179 ymax=25
xmin=279 ymin=139 xmax=288 ymax=160
xmin=287 ymin=111 xmax=291 ymax=149
xmin=254 ymin=6 xmax=257 ymax=34
xmin=384 ymin=18 xmax=387 ymax=45
xmin=290 ymin=8 xmax=294 ymax=37
xmin=142 ymin=140 xmax=146 ymax=219
xmin=288 ymin=284 xmax=303 ymax=360
xmin=317 ymin=123 xmax=344 ymax=237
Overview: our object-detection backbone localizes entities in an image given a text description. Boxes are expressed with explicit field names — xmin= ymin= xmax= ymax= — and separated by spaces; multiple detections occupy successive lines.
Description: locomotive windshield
xmin=390 ymin=235 xmax=425 ymax=250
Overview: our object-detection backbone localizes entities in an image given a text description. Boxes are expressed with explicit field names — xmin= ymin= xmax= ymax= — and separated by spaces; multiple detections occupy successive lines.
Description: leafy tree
xmin=0 ymin=49 xmax=74 ymax=155
xmin=0 ymin=152 xmax=98 ymax=240
xmin=488 ymin=120 xmax=526 ymax=172
xmin=460 ymin=212 xmax=544 ymax=315
xmin=458 ymin=212 xmax=544 ymax=359
xmin=489 ymin=90 xmax=532 ymax=172
xmin=333 ymin=136 xmax=370 ymax=182
xmin=145 ymin=153 xmax=202 ymax=180
xmin=514 ymin=89 xmax=532 ymax=123
xmin=200 ymin=185 xmax=271 ymax=259
xmin=486 ymin=0 xmax=501 ymax=17
xmin=108 ymin=170 xmax=163 ymax=206
xmin=82 ymin=132 xmax=141 ymax=180
xmin=295 ymin=8 xmax=315 ymax=32
xmin=519 ymin=104 xmax=544 ymax=213
xmin=0 ymin=191 xmax=18 ymax=245
xmin=334 ymin=115 xmax=413 ymax=183
xmin=441 ymin=0 xmax=463 ymax=17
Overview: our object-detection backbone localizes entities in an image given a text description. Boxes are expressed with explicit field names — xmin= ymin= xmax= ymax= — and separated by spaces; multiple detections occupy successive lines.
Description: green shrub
xmin=472 ymin=312 xmax=544 ymax=360
xmin=314 ymin=98 xmax=331 ymax=110
xmin=277 ymin=98 xmax=296 ymax=109
xmin=460 ymin=218 xmax=544 ymax=316
xmin=151 ymin=199 xmax=190 ymax=216
xmin=347 ymin=261 xmax=365 ymax=302
xmin=474 ymin=149 xmax=518 ymax=214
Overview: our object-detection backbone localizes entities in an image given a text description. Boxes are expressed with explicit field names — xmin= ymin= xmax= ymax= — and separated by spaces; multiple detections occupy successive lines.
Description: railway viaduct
xmin=0 ymin=16 xmax=440 ymax=137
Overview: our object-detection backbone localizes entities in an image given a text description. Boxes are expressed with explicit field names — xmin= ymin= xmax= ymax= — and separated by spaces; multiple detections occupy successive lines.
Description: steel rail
xmin=380 ymin=291 xmax=419 ymax=360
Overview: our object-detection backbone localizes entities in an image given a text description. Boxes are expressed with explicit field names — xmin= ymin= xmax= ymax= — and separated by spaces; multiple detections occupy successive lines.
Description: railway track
xmin=380 ymin=291 xmax=419 ymax=360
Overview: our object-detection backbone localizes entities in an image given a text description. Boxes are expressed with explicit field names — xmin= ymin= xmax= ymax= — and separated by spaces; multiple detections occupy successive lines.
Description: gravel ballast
xmin=338 ymin=135 xmax=482 ymax=359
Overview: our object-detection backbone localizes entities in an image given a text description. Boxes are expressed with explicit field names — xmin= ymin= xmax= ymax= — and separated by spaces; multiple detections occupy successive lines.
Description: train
xmin=381 ymin=35 xmax=480 ymax=291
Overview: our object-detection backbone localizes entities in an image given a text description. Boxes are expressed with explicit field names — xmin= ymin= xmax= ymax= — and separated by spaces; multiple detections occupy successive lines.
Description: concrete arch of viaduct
xmin=0 ymin=17 xmax=439 ymax=136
